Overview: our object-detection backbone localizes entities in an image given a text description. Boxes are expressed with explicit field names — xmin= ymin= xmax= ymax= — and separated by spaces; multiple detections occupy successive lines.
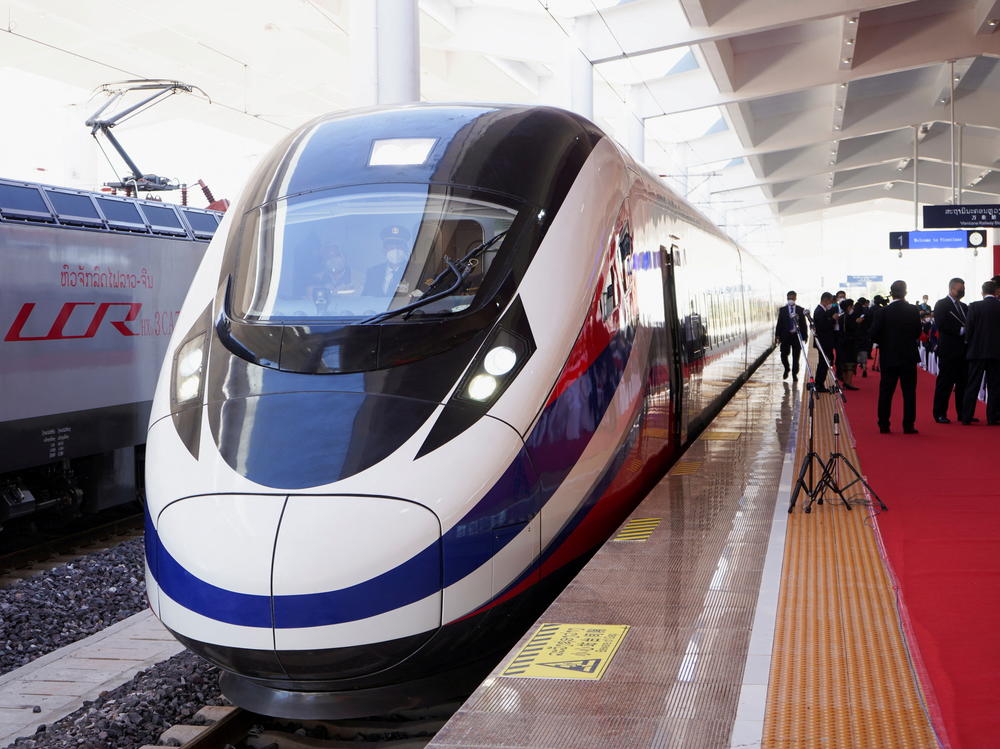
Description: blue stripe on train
xmin=147 ymin=326 xmax=635 ymax=629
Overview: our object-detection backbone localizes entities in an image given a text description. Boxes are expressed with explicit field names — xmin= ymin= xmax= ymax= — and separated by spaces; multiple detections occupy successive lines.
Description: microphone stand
xmin=788 ymin=308 xmax=889 ymax=514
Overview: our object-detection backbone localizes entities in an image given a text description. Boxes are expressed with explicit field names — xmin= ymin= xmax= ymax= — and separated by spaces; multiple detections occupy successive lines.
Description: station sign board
xmin=889 ymin=230 xmax=987 ymax=250
xmin=923 ymin=204 xmax=1000 ymax=228
xmin=846 ymin=275 xmax=883 ymax=284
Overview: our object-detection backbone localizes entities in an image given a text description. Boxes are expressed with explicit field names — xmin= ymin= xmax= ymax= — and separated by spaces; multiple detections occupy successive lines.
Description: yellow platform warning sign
xmin=701 ymin=430 xmax=741 ymax=441
xmin=612 ymin=517 xmax=661 ymax=541
xmin=500 ymin=623 xmax=629 ymax=680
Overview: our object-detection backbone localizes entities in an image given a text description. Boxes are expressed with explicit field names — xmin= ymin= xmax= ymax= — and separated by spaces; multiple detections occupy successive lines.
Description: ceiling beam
xmin=582 ymin=0 xmax=910 ymax=64
xmin=684 ymin=80 xmax=1000 ymax=166
xmin=974 ymin=0 xmax=1000 ymax=33
xmin=712 ymin=127 xmax=1000 ymax=192
xmin=636 ymin=3 xmax=1000 ymax=118
xmin=931 ymin=57 xmax=976 ymax=107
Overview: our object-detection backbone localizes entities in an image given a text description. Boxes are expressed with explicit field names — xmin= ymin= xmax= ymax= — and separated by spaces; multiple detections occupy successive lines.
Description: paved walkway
xmin=0 ymin=609 xmax=183 ymax=747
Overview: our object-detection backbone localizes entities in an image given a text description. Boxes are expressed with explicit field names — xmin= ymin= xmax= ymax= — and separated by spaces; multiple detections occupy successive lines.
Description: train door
xmin=661 ymin=244 xmax=685 ymax=445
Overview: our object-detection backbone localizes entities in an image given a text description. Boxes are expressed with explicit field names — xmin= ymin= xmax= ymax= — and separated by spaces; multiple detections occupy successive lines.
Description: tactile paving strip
xmin=762 ymin=356 xmax=939 ymax=748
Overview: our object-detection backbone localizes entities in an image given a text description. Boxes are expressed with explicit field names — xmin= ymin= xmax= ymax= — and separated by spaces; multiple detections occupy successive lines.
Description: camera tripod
xmin=787 ymin=309 xmax=888 ymax=514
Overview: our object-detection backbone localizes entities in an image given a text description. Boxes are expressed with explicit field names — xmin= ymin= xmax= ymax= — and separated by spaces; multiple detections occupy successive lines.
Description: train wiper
xmin=361 ymin=231 xmax=508 ymax=324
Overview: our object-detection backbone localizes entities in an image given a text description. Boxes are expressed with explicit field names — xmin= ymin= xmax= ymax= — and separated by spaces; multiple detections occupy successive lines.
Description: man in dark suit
xmin=363 ymin=225 xmax=411 ymax=297
xmin=961 ymin=280 xmax=1000 ymax=424
xmin=775 ymin=290 xmax=807 ymax=380
xmin=932 ymin=278 xmax=970 ymax=423
xmin=812 ymin=292 xmax=837 ymax=392
xmin=870 ymin=279 xmax=921 ymax=434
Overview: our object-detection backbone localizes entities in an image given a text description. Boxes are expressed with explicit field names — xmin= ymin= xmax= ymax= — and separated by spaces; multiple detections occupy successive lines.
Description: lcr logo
xmin=4 ymin=302 xmax=142 ymax=341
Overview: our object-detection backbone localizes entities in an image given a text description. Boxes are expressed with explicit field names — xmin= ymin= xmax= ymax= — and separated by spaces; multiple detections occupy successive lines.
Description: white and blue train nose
xmin=146 ymin=492 xmax=442 ymax=680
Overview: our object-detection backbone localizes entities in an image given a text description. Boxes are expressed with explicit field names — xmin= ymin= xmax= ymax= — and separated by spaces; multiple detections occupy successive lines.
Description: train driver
xmin=363 ymin=225 xmax=412 ymax=297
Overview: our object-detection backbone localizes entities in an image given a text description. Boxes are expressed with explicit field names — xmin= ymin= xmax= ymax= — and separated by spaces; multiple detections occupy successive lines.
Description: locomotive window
xmin=141 ymin=204 xmax=185 ymax=231
xmin=47 ymin=191 xmax=101 ymax=221
xmin=183 ymin=209 xmax=218 ymax=232
xmin=0 ymin=184 xmax=50 ymax=217
xmin=232 ymin=184 xmax=521 ymax=322
xmin=97 ymin=198 xmax=144 ymax=226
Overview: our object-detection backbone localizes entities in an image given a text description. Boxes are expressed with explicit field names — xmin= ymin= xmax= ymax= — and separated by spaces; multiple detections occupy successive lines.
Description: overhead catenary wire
xmin=0 ymin=26 xmax=289 ymax=131
xmin=535 ymin=1 xmax=673 ymax=167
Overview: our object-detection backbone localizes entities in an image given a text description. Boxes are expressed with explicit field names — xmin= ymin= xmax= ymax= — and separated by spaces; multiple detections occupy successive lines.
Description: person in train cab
xmin=838 ymin=298 xmax=860 ymax=390
xmin=933 ymin=278 xmax=970 ymax=424
xmin=812 ymin=292 xmax=837 ymax=393
xmin=307 ymin=244 xmax=353 ymax=314
xmin=854 ymin=297 xmax=873 ymax=378
xmin=870 ymin=280 xmax=921 ymax=434
xmin=363 ymin=225 xmax=411 ymax=297
xmin=312 ymin=244 xmax=352 ymax=292
xmin=961 ymin=280 xmax=1000 ymax=425
xmin=775 ymin=290 xmax=807 ymax=380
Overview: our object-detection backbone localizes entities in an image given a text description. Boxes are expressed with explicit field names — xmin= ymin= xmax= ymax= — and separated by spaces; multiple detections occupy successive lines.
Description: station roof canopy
xmin=556 ymin=0 xmax=1000 ymax=218
xmin=2 ymin=0 xmax=998 ymax=226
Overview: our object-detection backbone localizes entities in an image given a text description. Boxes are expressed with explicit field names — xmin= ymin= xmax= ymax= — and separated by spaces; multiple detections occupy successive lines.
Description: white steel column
xmin=375 ymin=0 xmax=420 ymax=105
xmin=570 ymin=49 xmax=593 ymax=119
xmin=349 ymin=2 xmax=378 ymax=107
xmin=628 ymin=85 xmax=645 ymax=163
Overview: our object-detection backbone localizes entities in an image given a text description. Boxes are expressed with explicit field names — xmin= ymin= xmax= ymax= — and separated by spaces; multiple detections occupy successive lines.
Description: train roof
xmin=0 ymin=177 xmax=222 ymax=241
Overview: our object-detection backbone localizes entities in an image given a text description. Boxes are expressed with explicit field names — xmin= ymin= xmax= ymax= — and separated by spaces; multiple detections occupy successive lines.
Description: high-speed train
xmin=144 ymin=104 xmax=779 ymax=718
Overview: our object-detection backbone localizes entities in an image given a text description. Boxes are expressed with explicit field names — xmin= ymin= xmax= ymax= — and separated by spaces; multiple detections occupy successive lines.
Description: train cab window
xmin=96 ymin=198 xmax=147 ymax=232
xmin=0 ymin=183 xmax=54 ymax=222
xmin=46 ymin=191 xmax=103 ymax=227
xmin=230 ymin=184 xmax=520 ymax=322
xmin=140 ymin=204 xmax=187 ymax=236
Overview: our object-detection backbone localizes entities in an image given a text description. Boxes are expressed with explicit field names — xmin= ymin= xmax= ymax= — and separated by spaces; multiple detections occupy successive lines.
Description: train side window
xmin=46 ymin=190 xmax=103 ymax=228
xmin=0 ymin=183 xmax=54 ymax=223
xmin=141 ymin=204 xmax=187 ymax=237
xmin=97 ymin=197 xmax=148 ymax=232
xmin=617 ymin=221 xmax=633 ymax=282
xmin=601 ymin=268 xmax=617 ymax=319
xmin=182 ymin=209 xmax=219 ymax=239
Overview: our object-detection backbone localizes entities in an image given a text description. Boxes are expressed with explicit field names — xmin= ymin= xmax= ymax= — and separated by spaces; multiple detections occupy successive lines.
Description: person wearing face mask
xmin=363 ymin=225 xmax=412 ymax=297
xmin=775 ymin=290 xmax=807 ymax=380
xmin=932 ymin=278 xmax=970 ymax=423
xmin=870 ymin=279 xmax=921 ymax=434
xmin=812 ymin=292 xmax=837 ymax=393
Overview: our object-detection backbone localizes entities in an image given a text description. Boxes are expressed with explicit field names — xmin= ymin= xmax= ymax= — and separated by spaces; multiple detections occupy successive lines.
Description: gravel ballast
xmin=0 ymin=538 xmax=147 ymax=675
xmin=8 ymin=650 xmax=225 ymax=749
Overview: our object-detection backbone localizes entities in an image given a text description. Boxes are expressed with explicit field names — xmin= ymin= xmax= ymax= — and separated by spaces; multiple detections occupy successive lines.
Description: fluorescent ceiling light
xmin=369 ymin=138 xmax=437 ymax=166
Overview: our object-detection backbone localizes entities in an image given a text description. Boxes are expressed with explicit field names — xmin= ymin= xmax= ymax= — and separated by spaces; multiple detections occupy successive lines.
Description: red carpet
xmin=841 ymin=367 xmax=1000 ymax=749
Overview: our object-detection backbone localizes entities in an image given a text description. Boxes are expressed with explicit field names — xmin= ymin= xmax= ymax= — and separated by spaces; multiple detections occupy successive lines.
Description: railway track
xmin=145 ymin=702 xmax=459 ymax=749
xmin=0 ymin=510 xmax=144 ymax=587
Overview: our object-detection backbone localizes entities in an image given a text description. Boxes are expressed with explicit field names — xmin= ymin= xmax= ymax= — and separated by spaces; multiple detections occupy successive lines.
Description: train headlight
xmin=467 ymin=374 xmax=498 ymax=401
xmin=454 ymin=301 xmax=535 ymax=408
xmin=483 ymin=346 xmax=517 ymax=376
xmin=173 ymin=334 xmax=206 ymax=406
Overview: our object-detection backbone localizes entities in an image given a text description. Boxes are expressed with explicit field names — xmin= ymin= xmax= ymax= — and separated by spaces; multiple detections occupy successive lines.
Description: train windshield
xmin=233 ymin=184 xmax=521 ymax=322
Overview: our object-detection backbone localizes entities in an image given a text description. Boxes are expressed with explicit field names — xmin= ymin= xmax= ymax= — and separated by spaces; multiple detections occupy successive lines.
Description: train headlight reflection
xmin=483 ymin=346 xmax=517 ymax=376
xmin=467 ymin=374 xmax=498 ymax=401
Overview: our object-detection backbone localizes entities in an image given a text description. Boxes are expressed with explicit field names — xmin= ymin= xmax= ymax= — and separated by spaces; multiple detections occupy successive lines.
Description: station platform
xmin=0 ymin=610 xmax=182 ymax=745
xmin=428 ymin=351 xmax=940 ymax=749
